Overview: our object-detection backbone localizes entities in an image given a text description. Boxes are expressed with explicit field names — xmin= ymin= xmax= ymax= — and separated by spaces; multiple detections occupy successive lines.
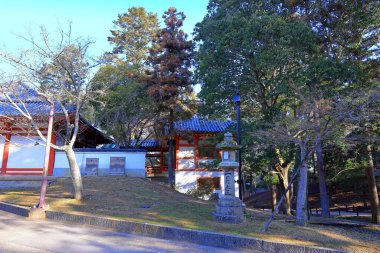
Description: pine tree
xmin=144 ymin=7 xmax=195 ymax=188
xmin=108 ymin=7 xmax=159 ymax=69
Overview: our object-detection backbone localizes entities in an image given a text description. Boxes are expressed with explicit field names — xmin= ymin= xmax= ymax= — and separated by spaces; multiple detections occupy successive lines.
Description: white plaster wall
xmin=0 ymin=136 xmax=5 ymax=167
xmin=198 ymin=158 xmax=215 ymax=168
xmin=178 ymin=159 xmax=195 ymax=169
xmin=7 ymin=136 xmax=45 ymax=168
xmin=179 ymin=139 xmax=190 ymax=145
xmin=178 ymin=146 xmax=194 ymax=158
xmin=198 ymin=158 xmax=215 ymax=164
xmin=176 ymin=170 xmax=239 ymax=197
xmin=54 ymin=151 xmax=146 ymax=177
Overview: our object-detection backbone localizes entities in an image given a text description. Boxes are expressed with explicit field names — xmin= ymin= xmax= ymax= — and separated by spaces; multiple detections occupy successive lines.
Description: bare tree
xmin=258 ymin=92 xmax=348 ymax=228
xmin=0 ymin=25 xmax=105 ymax=200
xmin=343 ymin=88 xmax=380 ymax=224
xmin=260 ymin=85 xmax=380 ymax=230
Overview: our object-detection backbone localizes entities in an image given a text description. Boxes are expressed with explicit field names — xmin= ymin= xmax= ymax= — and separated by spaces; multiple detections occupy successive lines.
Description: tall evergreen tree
xmin=108 ymin=7 xmax=160 ymax=69
xmin=196 ymin=0 xmax=379 ymax=226
xmin=144 ymin=7 xmax=195 ymax=188
xmin=95 ymin=7 xmax=160 ymax=148
xmin=194 ymin=0 xmax=316 ymax=217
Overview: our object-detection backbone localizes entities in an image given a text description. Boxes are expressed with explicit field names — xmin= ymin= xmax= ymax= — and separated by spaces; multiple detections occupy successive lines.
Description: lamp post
xmin=232 ymin=93 xmax=242 ymax=200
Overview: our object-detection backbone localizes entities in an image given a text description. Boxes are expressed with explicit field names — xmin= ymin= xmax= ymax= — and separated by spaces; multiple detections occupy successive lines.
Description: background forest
xmin=0 ymin=0 xmax=379 ymax=227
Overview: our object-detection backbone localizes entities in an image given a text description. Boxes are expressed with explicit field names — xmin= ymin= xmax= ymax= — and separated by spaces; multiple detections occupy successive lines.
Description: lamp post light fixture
xmin=232 ymin=93 xmax=242 ymax=200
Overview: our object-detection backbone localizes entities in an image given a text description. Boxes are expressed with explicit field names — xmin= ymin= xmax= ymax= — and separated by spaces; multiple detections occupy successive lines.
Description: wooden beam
xmin=1 ymin=124 xmax=11 ymax=175
xmin=48 ymin=133 xmax=56 ymax=175
xmin=194 ymin=134 xmax=199 ymax=170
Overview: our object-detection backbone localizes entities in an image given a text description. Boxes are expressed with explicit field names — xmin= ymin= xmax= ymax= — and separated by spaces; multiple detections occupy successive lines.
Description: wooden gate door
xmin=85 ymin=158 xmax=99 ymax=176
xmin=110 ymin=157 xmax=125 ymax=175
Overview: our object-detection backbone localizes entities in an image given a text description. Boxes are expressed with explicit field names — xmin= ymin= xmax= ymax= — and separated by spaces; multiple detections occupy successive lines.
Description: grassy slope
xmin=0 ymin=177 xmax=379 ymax=253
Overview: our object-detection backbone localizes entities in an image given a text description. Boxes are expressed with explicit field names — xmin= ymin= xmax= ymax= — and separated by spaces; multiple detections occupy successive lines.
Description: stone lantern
xmin=212 ymin=132 xmax=245 ymax=223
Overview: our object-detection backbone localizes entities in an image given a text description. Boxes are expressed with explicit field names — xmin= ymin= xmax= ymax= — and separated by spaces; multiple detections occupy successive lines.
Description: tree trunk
xmin=37 ymin=102 xmax=54 ymax=209
xmin=274 ymin=148 xmax=293 ymax=215
xmin=316 ymin=142 xmax=330 ymax=217
xmin=261 ymin=165 xmax=301 ymax=232
xmin=65 ymin=147 xmax=83 ymax=200
xmin=168 ymin=139 xmax=175 ymax=189
xmin=296 ymin=143 xmax=308 ymax=226
xmin=365 ymin=144 xmax=380 ymax=224
xmin=271 ymin=184 xmax=277 ymax=211
xmin=290 ymin=181 xmax=294 ymax=211
xmin=250 ymin=173 xmax=254 ymax=194
xmin=279 ymin=172 xmax=291 ymax=215
xmin=167 ymin=109 xmax=175 ymax=189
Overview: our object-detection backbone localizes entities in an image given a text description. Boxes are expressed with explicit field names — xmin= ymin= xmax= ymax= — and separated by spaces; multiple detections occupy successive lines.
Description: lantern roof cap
xmin=216 ymin=132 xmax=241 ymax=150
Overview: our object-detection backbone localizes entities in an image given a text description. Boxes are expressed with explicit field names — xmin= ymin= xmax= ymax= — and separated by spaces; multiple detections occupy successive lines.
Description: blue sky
xmin=0 ymin=0 xmax=209 ymax=57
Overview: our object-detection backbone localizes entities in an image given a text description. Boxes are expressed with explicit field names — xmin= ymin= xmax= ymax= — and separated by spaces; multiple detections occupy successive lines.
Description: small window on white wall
xmin=110 ymin=157 xmax=125 ymax=175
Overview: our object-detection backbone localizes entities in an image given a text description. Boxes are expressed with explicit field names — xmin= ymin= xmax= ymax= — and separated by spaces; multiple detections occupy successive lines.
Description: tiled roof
xmin=103 ymin=140 xmax=160 ymax=148
xmin=72 ymin=148 xmax=146 ymax=153
xmin=127 ymin=116 xmax=234 ymax=148
xmin=174 ymin=115 xmax=234 ymax=133
xmin=0 ymin=101 xmax=75 ymax=117
xmin=129 ymin=140 xmax=160 ymax=148
xmin=0 ymin=83 xmax=45 ymax=103
xmin=0 ymin=86 xmax=111 ymax=144
xmin=0 ymin=84 xmax=76 ymax=116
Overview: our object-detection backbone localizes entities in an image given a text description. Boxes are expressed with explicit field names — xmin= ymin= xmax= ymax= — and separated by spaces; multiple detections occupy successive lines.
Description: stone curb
xmin=0 ymin=202 xmax=30 ymax=217
xmin=45 ymin=211 xmax=347 ymax=253
xmin=0 ymin=202 xmax=348 ymax=253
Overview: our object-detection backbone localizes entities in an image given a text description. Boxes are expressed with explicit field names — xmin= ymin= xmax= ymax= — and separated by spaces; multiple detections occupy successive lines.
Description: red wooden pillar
xmin=194 ymin=134 xmax=199 ymax=170
xmin=47 ymin=133 xmax=56 ymax=175
xmin=159 ymin=149 xmax=164 ymax=174
xmin=175 ymin=135 xmax=180 ymax=171
xmin=1 ymin=123 xmax=11 ymax=175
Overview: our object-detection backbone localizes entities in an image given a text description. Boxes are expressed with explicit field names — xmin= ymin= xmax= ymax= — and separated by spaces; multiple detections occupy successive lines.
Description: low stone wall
xmin=0 ymin=176 xmax=58 ymax=189
xmin=0 ymin=180 xmax=41 ymax=188
xmin=0 ymin=202 xmax=348 ymax=253
xmin=45 ymin=211 xmax=347 ymax=253
xmin=0 ymin=202 xmax=30 ymax=217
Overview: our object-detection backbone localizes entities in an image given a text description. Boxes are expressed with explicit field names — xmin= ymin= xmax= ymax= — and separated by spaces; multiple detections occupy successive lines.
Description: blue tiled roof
xmin=0 ymin=101 xmax=75 ymax=117
xmin=0 ymin=84 xmax=76 ymax=116
xmin=71 ymin=148 xmax=146 ymax=152
xmin=0 ymin=86 xmax=38 ymax=103
xmin=174 ymin=115 xmax=234 ymax=133
xmin=129 ymin=140 xmax=160 ymax=148
xmin=126 ymin=116 xmax=234 ymax=148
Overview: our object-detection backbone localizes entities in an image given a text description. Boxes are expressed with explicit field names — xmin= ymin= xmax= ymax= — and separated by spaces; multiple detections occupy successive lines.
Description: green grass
xmin=337 ymin=215 xmax=374 ymax=223
xmin=0 ymin=177 xmax=379 ymax=253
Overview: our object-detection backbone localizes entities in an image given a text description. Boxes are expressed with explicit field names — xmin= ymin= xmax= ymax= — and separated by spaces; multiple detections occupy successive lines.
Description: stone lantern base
xmin=212 ymin=196 xmax=245 ymax=223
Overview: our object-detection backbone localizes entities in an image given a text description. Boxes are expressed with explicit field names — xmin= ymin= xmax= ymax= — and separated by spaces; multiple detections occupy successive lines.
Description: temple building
xmin=135 ymin=116 xmax=238 ymax=196
xmin=0 ymin=91 xmax=111 ymax=176
xmin=0 ymin=88 xmax=237 ymax=196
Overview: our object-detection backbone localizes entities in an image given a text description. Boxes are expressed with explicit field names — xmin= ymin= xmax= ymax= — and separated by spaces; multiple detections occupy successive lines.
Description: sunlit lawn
xmin=0 ymin=177 xmax=379 ymax=253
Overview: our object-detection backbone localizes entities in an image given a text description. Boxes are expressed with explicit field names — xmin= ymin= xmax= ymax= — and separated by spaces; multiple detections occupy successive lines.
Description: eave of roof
xmin=129 ymin=139 xmax=160 ymax=148
xmin=70 ymin=148 xmax=146 ymax=153
xmin=0 ymin=101 xmax=76 ymax=117
xmin=174 ymin=115 xmax=235 ymax=133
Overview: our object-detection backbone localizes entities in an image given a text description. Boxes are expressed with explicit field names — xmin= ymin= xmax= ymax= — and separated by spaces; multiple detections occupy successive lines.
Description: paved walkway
xmin=0 ymin=211 xmax=260 ymax=253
